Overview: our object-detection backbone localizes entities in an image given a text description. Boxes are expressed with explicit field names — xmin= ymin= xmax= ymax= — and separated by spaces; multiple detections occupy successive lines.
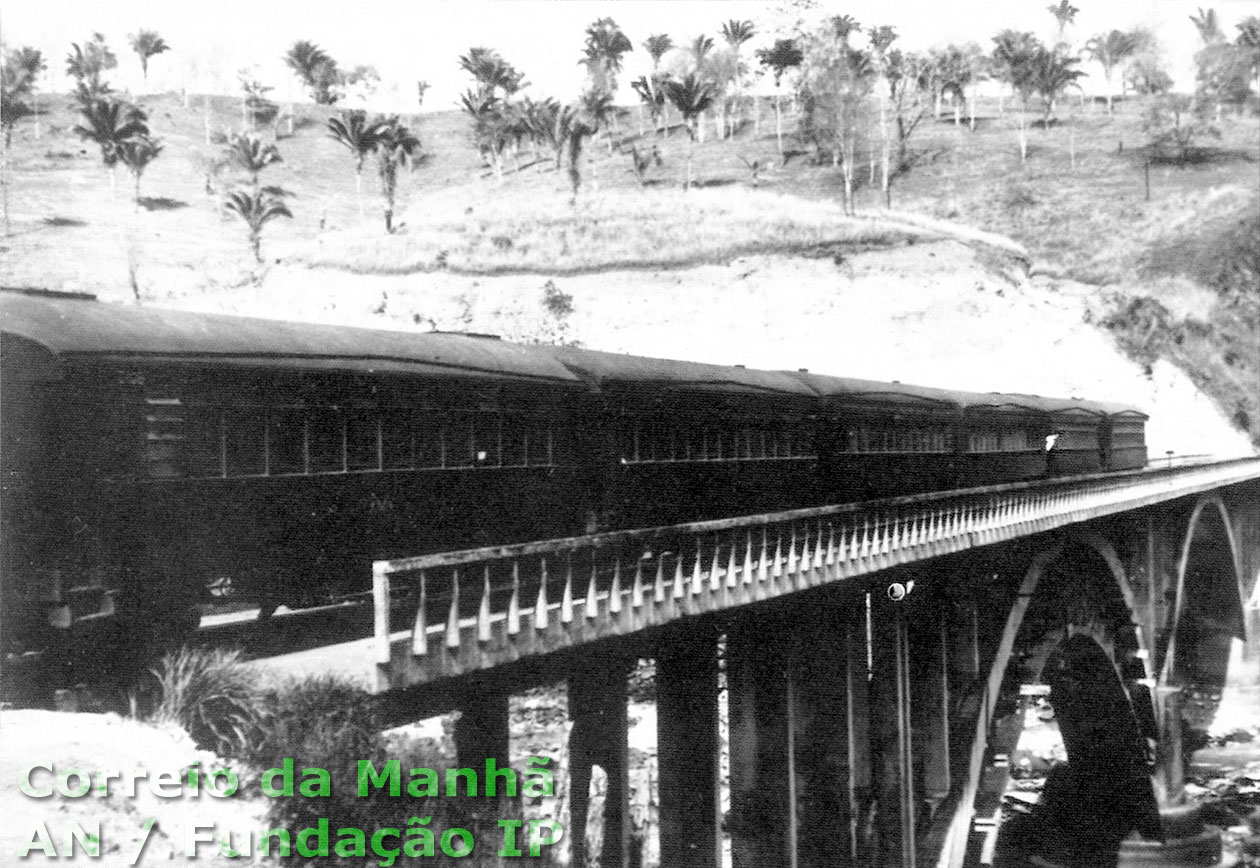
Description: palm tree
xmin=66 ymin=34 xmax=118 ymax=103
xmin=224 ymin=189 xmax=291 ymax=262
xmin=990 ymin=31 xmax=1042 ymax=161
xmin=117 ymin=135 xmax=163 ymax=203
xmin=74 ymin=97 xmax=150 ymax=198
xmin=564 ymin=91 xmax=614 ymax=202
xmin=581 ymin=18 xmax=633 ymax=95
xmin=1085 ymin=30 xmax=1139 ymax=114
xmin=371 ymin=117 xmax=422 ymax=233
xmin=224 ymin=131 xmax=283 ymax=188
xmin=1189 ymin=8 xmax=1224 ymax=45
xmin=459 ymin=48 xmax=527 ymax=101
xmin=631 ymin=75 xmax=667 ymax=135
xmin=116 ymin=134 xmax=163 ymax=202
xmin=328 ymin=109 xmax=384 ymax=215
xmin=129 ymin=30 xmax=170 ymax=84
xmin=661 ymin=74 xmax=714 ymax=189
xmin=643 ymin=34 xmax=674 ymax=68
xmin=460 ymin=89 xmax=512 ymax=182
xmin=831 ymin=15 xmax=861 ymax=45
xmin=756 ymin=39 xmax=803 ymax=154
xmin=720 ymin=19 xmax=755 ymax=50
xmin=1047 ymin=1 xmax=1079 ymax=50
xmin=284 ymin=41 xmax=339 ymax=104
xmin=1029 ymin=45 xmax=1085 ymax=126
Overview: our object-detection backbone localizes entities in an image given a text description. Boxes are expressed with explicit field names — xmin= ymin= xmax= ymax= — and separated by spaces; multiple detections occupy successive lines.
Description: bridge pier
xmin=727 ymin=615 xmax=793 ymax=868
xmin=788 ymin=597 xmax=873 ymax=867
xmin=656 ymin=629 xmax=722 ymax=868
xmin=452 ymin=686 xmax=510 ymax=777
xmin=869 ymin=588 xmax=917 ymax=868
xmin=567 ymin=653 xmax=631 ymax=868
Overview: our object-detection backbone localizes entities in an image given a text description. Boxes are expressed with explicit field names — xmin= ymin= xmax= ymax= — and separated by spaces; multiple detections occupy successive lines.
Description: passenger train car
xmin=0 ymin=290 xmax=1148 ymax=649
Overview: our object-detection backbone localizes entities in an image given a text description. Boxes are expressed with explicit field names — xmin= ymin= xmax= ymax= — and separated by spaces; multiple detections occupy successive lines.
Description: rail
xmin=372 ymin=456 xmax=1260 ymax=690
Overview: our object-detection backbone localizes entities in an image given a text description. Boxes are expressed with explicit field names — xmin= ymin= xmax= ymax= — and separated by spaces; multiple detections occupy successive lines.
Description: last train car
xmin=0 ymin=290 xmax=589 ymax=645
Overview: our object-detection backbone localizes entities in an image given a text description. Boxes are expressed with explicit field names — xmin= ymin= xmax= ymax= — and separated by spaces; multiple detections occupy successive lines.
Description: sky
xmin=5 ymin=0 xmax=1258 ymax=111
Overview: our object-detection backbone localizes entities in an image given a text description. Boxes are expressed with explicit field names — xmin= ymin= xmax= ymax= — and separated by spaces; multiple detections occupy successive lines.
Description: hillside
xmin=1 ymin=92 xmax=1256 ymax=452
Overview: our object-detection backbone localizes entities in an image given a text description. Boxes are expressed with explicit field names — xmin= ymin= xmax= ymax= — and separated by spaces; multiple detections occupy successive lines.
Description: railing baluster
xmin=413 ymin=570 xmax=428 ymax=656
xmin=610 ymin=556 xmax=623 ymax=615
xmin=586 ymin=556 xmax=599 ymax=620
xmin=710 ymin=536 xmax=723 ymax=592
xmin=561 ymin=553 xmax=574 ymax=624
xmin=507 ymin=562 xmax=520 ymax=636
xmin=535 ymin=556 xmax=549 ymax=630
xmin=373 ymin=563 xmax=390 ymax=664
xmin=787 ymin=526 xmax=799 ymax=583
xmin=478 ymin=565 xmax=492 ymax=643
xmin=655 ymin=555 xmax=666 ymax=603
xmin=446 ymin=568 xmax=461 ymax=649
xmin=743 ymin=529 xmax=755 ymax=587
xmin=726 ymin=533 xmax=739 ymax=589
xmin=632 ymin=557 xmax=645 ymax=609
xmin=758 ymin=527 xmax=770 ymax=588
xmin=691 ymin=539 xmax=704 ymax=596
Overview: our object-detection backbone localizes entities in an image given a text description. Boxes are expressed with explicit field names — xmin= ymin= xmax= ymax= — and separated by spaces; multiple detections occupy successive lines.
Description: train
xmin=0 ymin=289 xmax=1148 ymax=650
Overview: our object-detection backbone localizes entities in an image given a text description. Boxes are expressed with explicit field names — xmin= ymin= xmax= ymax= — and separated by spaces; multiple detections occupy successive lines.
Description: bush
xmin=246 ymin=678 xmax=496 ymax=862
xmin=148 ymin=646 xmax=264 ymax=757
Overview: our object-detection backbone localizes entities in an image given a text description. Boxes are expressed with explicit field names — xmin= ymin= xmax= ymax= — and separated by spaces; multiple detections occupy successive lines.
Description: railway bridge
xmin=277 ymin=456 xmax=1260 ymax=867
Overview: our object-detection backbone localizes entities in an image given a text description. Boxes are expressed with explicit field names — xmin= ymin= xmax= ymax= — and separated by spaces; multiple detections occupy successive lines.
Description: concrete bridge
xmin=279 ymin=456 xmax=1260 ymax=867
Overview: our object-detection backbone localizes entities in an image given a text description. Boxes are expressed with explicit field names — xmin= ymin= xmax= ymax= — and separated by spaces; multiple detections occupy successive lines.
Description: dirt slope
xmin=143 ymin=235 xmax=1252 ymax=461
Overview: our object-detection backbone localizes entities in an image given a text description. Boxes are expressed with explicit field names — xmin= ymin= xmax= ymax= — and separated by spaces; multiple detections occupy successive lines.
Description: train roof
xmin=789 ymin=372 xmax=975 ymax=411
xmin=544 ymin=346 xmax=818 ymax=401
xmin=986 ymin=392 xmax=1149 ymax=419
xmin=0 ymin=292 xmax=584 ymax=386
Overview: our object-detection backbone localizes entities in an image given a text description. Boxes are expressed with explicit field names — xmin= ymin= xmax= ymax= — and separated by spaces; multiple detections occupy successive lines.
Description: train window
xmin=346 ymin=412 xmax=380 ymax=471
xmin=269 ymin=410 xmax=306 ymax=475
xmin=473 ymin=415 xmax=500 ymax=467
xmin=308 ymin=411 xmax=345 ymax=473
xmin=381 ymin=412 xmax=413 ymax=469
xmin=1000 ymin=429 xmax=1030 ymax=451
xmin=839 ymin=424 xmax=951 ymax=454
xmin=185 ymin=406 xmax=224 ymax=477
xmin=144 ymin=398 xmax=184 ymax=478
xmin=446 ymin=415 xmax=474 ymax=468
xmin=968 ymin=429 xmax=1032 ymax=453
xmin=414 ymin=415 xmax=443 ymax=468
xmin=502 ymin=418 xmax=527 ymax=467
xmin=224 ymin=408 xmax=266 ymax=476
xmin=527 ymin=422 xmax=554 ymax=467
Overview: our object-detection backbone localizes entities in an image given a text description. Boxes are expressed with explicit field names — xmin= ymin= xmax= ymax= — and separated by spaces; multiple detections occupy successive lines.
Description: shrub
xmin=148 ymin=646 xmax=264 ymax=757
xmin=248 ymin=677 xmax=499 ymax=862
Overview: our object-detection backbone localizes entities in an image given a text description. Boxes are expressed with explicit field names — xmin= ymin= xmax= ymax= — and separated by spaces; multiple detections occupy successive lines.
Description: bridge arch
xmin=946 ymin=533 xmax=1162 ymax=867
xmin=1160 ymin=494 xmax=1246 ymax=691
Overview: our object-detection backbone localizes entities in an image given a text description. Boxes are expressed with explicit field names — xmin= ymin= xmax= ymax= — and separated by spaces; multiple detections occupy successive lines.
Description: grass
xmin=293 ymin=186 xmax=928 ymax=275
xmin=148 ymin=646 xmax=265 ymax=758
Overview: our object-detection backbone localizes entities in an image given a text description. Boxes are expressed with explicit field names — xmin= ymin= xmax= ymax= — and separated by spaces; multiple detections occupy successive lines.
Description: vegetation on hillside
xmin=0 ymin=8 xmax=1257 ymax=442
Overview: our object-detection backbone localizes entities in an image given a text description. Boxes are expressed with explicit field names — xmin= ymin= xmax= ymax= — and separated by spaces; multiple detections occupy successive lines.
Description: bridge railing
xmin=372 ymin=456 xmax=1260 ymax=688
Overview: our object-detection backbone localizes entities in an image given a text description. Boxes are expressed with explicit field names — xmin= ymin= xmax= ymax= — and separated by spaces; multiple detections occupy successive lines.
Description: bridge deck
xmin=250 ymin=457 xmax=1260 ymax=693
